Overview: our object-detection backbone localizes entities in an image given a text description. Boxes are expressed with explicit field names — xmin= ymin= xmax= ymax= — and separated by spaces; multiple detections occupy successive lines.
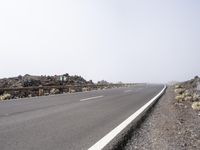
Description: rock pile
xmin=174 ymin=76 xmax=200 ymax=111
xmin=97 ymin=80 xmax=110 ymax=85
xmin=0 ymin=73 xmax=94 ymax=100
xmin=0 ymin=74 xmax=92 ymax=89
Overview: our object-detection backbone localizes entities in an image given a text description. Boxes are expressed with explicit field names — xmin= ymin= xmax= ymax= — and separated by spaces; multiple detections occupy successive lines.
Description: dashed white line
xmin=88 ymin=85 xmax=166 ymax=150
xmin=124 ymin=90 xmax=132 ymax=93
xmin=80 ymin=96 xmax=104 ymax=102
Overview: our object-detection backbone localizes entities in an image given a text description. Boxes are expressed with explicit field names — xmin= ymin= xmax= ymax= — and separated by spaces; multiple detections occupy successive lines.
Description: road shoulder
xmin=125 ymin=86 xmax=200 ymax=150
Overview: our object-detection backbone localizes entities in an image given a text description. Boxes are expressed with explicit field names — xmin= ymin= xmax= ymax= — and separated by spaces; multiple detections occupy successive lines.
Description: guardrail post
xmin=38 ymin=86 xmax=44 ymax=96
xmin=82 ymin=87 xmax=88 ymax=92
xmin=69 ymin=86 xmax=75 ymax=93
xmin=0 ymin=83 xmax=130 ymax=98
xmin=63 ymin=87 xmax=69 ymax=93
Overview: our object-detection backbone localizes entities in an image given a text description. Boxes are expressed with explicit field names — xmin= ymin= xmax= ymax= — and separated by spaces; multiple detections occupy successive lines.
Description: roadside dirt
xmin=125 ymin=86 xmax=200 ymax=150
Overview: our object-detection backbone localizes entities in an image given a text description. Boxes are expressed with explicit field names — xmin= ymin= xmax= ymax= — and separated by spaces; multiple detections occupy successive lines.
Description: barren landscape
xmin=0 ymin=1 xmax=199 ymax=149
xmin=0 ymin=74 xmax=96 ymax=100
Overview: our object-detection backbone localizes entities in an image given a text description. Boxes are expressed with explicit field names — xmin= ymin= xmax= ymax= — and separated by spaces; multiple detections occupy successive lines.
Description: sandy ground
xmin=125 ymin=86 xmax=200 ymax=150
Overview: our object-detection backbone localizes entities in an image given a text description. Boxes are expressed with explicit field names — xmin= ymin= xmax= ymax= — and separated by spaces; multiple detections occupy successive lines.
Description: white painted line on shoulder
xmin=80 ymin=95 xmax=104 ymax=102
xmin=88 ymin=85 xmax=166 ymax=150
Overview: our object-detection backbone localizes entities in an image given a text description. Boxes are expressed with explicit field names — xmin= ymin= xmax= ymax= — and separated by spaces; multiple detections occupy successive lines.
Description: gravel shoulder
xmin=125 ymin=86 xmax=200 ymax=150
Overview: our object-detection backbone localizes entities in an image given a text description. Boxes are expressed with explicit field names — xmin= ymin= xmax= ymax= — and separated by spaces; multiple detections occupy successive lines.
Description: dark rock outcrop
xmin=0 ymin=73 xmax=94 ymax=100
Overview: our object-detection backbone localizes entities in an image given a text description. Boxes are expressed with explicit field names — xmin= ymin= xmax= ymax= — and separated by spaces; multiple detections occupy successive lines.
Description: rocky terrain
xmin=125 ymin=76 xmax=200 ymax=150
xmin=0 ymin=73 xmax=93 ymax=89
xmin=175 ymin=76 xmax=200 ymax=111
xmin=0 ymin=73 xmax=94 ymax=100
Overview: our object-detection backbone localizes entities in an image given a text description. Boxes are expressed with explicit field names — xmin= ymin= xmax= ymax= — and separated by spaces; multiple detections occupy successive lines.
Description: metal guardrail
xmin=0 ymin=84 xmax=132 ymax=91
xmin=0 ymin=84 xmax=134 ymax=97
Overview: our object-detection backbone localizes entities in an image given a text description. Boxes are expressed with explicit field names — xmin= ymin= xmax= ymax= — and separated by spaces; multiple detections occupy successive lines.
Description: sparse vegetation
xmin=192 ymin=102 xmax=200 ymax=110
xmin=174 ymin=76 xmax=200 ymax=111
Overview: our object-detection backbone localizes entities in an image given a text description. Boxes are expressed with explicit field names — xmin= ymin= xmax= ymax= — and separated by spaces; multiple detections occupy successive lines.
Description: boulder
xmin=0 ymin=93 xmax=11 ymax=100
xmin=50 ymin=88 xmax=60 ymax=95
xmin=23 ymin=78 xmax=41 ymax=87
xmin=0 ymin=73 xmax=94 ymax=98
xmin=183 ymin=90 xmax=191 ymax=97
xmin=175 ymin=84 xmax=181 ymax=89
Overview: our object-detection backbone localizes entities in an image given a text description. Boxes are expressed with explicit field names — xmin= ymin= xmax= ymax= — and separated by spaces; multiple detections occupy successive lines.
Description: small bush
xmin=191 ymin=102 xmax=200 ymax=110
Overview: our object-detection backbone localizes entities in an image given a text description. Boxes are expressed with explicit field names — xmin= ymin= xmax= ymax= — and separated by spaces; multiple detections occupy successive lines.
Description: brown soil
xmin=125 ymin=86 xmax=200 ymax=150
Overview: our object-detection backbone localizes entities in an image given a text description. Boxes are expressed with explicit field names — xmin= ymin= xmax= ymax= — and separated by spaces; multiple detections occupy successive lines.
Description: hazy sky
xmin=0 ymin=0 xmax=200 ymax=83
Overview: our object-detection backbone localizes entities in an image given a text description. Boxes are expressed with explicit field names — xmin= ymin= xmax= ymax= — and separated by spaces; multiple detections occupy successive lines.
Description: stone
xmin=69 ymin=88 xmax=75 ymax=93
xmin=197 ymin=82 xmax=200 ymax=91
xmin=50 ymin=88 xmax=60 ymax=95
xmin=0 ymin=93 xmax=11 ymax=100
xmin=193 ymin=93 xmax=200 ymax=101
xmin=44 ymin=92 xmax=50 ymax=96
xmin=82 ymin=87 xmax=88 ymax=92
xmin=184 ymin=90 xmax=191 ymax=97
xmin=0 ymin=73 xmax=94 ymax=98
xmin=175 ymin=85 xmax=181 ymax=89
xmin=184 ymin=96 xmax=192 ymax=101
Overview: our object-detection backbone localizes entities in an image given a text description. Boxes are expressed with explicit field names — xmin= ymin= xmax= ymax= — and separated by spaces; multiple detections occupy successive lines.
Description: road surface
xmin=0 ymin=84 xmax=164 ymax=150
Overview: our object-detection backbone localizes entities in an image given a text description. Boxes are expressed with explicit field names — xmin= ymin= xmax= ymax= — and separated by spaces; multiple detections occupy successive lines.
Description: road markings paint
xmin=124 ymin=90 xmax=132 ymax=93
xmin=88 ymin=85 xmax=166 ymax=150
xmin=80 ymin=96 xmax=104 ymax=102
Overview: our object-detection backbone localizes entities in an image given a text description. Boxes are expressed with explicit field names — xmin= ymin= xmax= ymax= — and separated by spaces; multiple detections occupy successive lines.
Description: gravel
xmin=125 ymin=86 xmax=200 ymax=150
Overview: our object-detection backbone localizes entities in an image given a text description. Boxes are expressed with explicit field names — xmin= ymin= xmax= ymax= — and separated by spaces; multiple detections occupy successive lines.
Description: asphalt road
xmin=0 ymin=84 xmax=164 ymax=150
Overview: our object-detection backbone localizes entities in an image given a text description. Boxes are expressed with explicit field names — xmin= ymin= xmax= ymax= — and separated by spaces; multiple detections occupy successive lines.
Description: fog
xmin=0 ymin=0 xmax=199 ymax=83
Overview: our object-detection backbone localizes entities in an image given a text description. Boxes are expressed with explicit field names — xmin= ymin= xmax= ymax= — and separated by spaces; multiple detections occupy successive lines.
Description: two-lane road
xmin=0 ymin=84 xmax=164 ymax=150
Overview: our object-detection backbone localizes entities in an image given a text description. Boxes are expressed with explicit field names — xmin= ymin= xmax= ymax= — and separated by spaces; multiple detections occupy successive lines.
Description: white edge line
xmin=88 ymin=85 xmax=166 ymax=150
xmin=80 ymin=95 xmax=104 ymax=102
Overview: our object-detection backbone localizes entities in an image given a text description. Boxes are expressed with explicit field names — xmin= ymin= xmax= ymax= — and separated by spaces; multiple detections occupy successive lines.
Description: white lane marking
xmin=88 ymin=85 xmax=166 ymax=150
xmin=124 ymin=90 xmax=132 ymax=93
xmin=80 ymin=96 xmax=104 ymax=102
